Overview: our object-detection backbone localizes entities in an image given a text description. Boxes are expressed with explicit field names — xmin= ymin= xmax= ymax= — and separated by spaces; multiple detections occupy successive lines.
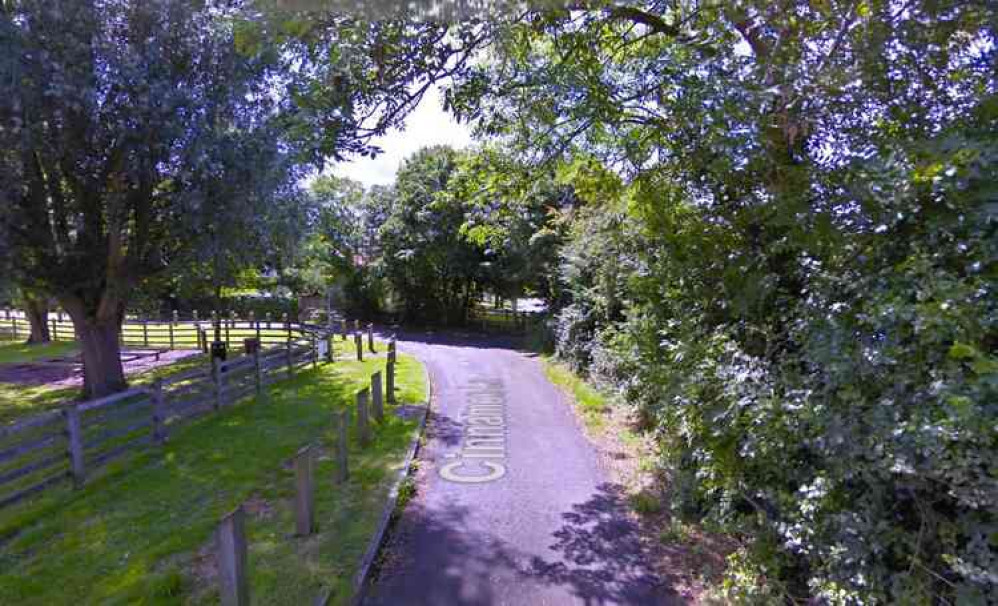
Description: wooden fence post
xmin=294 ymin=445 xmax=315 ymax=536
xmin=252 ymin=348 xmax=263 ymax=398
xmin=216 ymin=506 xmax=250 ymax=606
xmin=371 ymin=371 xmax=384 ymax=422
xmin=367 ymin=323 xmax=375 ymax=353
xmin=356 ymin=388 xmax=371 ymax=446
xmin=334 ymin=410 xmax=349 ymax=484
xmin=340 ymin=320 xmax=347 ymax=341
xmin=151 ymin=380 xmax=167 ymax=444
xmin=10 ymin=315 xmax=17 ymax=340
xmin=285 ymin=340 xmax=294 ymax=381
xmin=65 ymin=407 xmax=85 ymax=488
xmin=354 ymin=333 xmax=363 ymax=361
xmin=212 ymin=356 xmax=223 ymax=411
xmin=169 ymin=311 xmax=177 ymax=349
xmin=325 ymin=333 xmax=334 ymax=363
xmin=311 ymin=335 xmax=318 ymax=370
xmin=386 ymin=361 xmax=396 ymax=405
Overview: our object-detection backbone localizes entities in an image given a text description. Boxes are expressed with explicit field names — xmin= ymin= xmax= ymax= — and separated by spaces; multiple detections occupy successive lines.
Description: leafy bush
xmin=552 ymin=118 xmax=997 ymax=603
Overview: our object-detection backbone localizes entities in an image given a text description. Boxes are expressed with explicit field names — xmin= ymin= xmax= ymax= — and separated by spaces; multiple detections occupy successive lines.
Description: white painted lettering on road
xmin=439 ymin=378 xmax=508 ymax=484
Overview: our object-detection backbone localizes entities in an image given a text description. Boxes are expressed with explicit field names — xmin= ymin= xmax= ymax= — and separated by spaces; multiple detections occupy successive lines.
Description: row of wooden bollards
xmin=214 ymin=336 xmax=398 ymax=606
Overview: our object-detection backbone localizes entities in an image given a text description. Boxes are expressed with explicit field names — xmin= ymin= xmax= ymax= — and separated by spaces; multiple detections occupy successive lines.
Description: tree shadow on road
xmin=365 ymin=501 xmax=523 ymax=605
xmin=367 ymin=483 xmax=686 ymax=605
xmin=524 ymin=482 xmax=686 ymax=605
xmin=424 ymin=409 xmax=465 ymax=448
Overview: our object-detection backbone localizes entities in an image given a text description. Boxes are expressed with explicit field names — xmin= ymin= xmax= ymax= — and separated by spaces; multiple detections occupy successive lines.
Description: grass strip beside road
xmin=0 ymin=352 xmax=426 ymax=605
xmin=540 ymin=355 xmax=610 ymax=434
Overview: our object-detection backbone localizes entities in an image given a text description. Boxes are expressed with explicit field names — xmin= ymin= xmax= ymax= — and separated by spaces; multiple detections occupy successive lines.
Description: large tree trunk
xmin=63 ymin=300 xmax=127 ymax=399
xmin=23 ymin=296 xmax=51 ymax=344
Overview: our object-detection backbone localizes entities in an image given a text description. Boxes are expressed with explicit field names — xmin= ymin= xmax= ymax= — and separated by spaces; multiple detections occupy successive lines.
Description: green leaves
xmin=454 ymin=1 xmax=998 ymax=601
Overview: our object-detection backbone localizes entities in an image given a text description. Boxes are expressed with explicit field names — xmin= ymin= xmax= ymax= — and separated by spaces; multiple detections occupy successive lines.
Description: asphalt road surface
xmin=365 ymin=332 xmax=681 ymax=606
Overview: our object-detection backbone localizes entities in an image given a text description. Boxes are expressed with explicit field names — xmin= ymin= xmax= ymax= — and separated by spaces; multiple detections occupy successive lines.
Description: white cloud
xmin=332 ymin=85 xmax=473 ymax=187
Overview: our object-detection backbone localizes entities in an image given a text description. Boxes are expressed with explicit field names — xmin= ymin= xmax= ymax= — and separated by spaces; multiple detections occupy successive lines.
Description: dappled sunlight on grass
xmin=541 ymin=355 xmax=609 ymax=434
xmin=0 ymin=345 xmax=208 ymax=425
xmin=0 ymin=352 xmax=427 ymax=605
xmin=0 ymin=340 xmax=79 ymax=365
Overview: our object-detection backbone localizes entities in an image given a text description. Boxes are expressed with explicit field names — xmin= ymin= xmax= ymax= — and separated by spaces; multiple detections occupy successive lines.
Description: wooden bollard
xmin=151 ymin=380 xmax=167 ymax=444
xmin=216 ymin=506 xmax=250 ymax=606
xmin=367 ymin=323 xmax=375 ymax=353
xmin=294 ymin=445 xmax=315 ymax=536
xmin=386 ymin=361 xmax=396 ymax=405
xmin=354 ymin=333 xmax=363 ymax=361
xmin=334 ymin=410 xmax=349 ymax=484
xmin=253 ymin=348 xmax=263 ymax=397
xmin=212 ymin=356 xmax=223 ymax=411
xmin=65 ymin=407 xmax=85 ymax=488
xmin=388 ymin=339 xmax=397 ymax=364
xmin=340 ymin=320 xmax=348 ymax=341
xmin=356 ymin=388 xmax=371 ymax=446
xmin=371 ymin=371 xmax=384 ymax=422
xmin=325 ymin=333 xmax=334 ymax=362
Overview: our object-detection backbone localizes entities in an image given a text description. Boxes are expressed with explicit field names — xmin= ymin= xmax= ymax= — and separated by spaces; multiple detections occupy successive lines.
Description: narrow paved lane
xmin=365 ymin=333 xmax=679 ymax=605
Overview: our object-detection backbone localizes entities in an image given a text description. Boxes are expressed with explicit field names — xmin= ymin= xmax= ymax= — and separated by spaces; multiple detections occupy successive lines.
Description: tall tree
xmin=444 ymin=2 xmax=997 ymax=601
xmin=0 ymin=1 xmax=474 ymax=396
xmin=377 ymin=146 xmax=483 ymax=323
xmin=0 ymin=0 xmax=293 ymax=395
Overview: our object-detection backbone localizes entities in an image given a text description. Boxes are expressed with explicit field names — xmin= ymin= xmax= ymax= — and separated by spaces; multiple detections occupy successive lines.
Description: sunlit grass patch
xmin=0 ymin=340 xmax=79 ymax=365
xmin=0 ymin=352 xmax=427 ymax=605
xmin=540 ymin=356 xmax=609 ymax=434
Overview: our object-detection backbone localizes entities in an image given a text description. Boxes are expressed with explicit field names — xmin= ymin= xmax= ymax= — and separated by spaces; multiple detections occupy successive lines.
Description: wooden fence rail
xmin=0 ymin=338 xmax=319 ymax=510
xmin=0 ymin=309 xmax=330 ymax=352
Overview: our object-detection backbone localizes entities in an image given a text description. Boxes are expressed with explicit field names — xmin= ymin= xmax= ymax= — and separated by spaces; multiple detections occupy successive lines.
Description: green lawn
xmin=0 ymin=336 xmax=385 ymax=425
xmin=0 ymin=351 xmax=426 ymax=605
xmin=0 ymin=341 xmax=208 ymax=426
xmin=0 ymin=340 xmax=79 ymax=364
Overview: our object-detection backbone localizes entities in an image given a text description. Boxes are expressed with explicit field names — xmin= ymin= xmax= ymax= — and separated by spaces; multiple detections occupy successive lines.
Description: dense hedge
xmin=552 ymin=121 xmax=997 ymax=602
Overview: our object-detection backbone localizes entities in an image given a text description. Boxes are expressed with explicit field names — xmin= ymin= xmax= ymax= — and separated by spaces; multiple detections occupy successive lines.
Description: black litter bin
xmin=211 ymin=341 xmax=228 ymax=362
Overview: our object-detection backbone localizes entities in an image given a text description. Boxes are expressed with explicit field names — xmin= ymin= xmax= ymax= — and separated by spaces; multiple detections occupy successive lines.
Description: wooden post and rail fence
xmin=0 ymin=319 xmax=397 ymax=510
xmin=2 ymin=308 xmax=406 ymax=603
xmin=0 ymin=308 xmax=341 ymax=352
xmin=0 ymin=337 xmax=318 ymax=510
xmin=214 ymin=357 xmax=400 ymax=605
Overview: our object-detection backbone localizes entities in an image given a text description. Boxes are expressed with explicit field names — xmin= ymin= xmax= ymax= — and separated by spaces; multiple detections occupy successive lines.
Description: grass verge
xmin=540 ymin=354 xmax=732 ymax=601
xmin=540 ymin=355 xmax=610 ymax=434
xmin=0 ymin=351 xmax=426 ymax=605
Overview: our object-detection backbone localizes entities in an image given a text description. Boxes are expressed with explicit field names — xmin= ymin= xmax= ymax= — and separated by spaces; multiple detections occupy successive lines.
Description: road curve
xmin=364 ymin=332 xmax=681 ymax=606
